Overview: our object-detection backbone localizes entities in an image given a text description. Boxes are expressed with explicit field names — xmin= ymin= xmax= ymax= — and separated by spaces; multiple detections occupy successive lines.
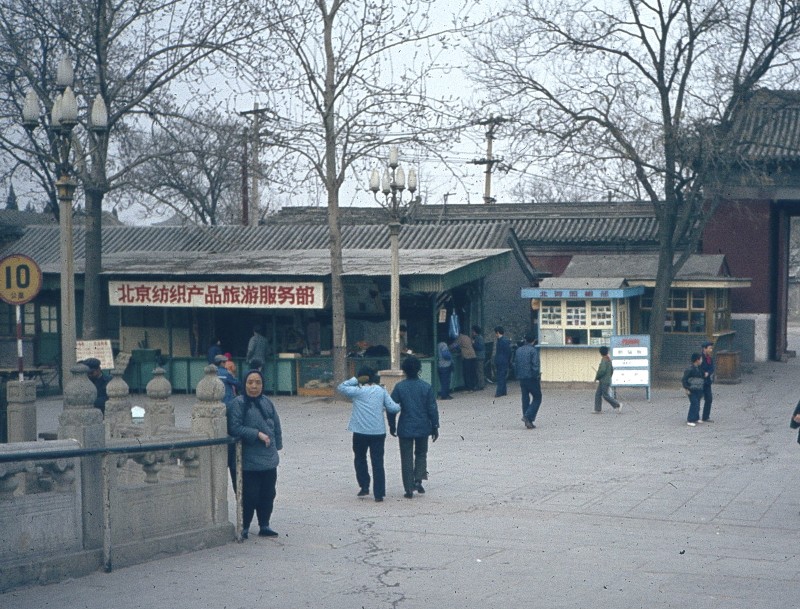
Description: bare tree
xmin=0 ymin=0 xmax=253 ymax=338
xmin=469 ymin=0 xmax=800 ymax=368
xmin=118 ymin=111 xmax=248 ymax=225
xmin=240 ymin=0 xmax=474 ymax=382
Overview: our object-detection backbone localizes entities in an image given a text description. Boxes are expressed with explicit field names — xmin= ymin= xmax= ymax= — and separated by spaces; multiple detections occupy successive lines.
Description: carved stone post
xmin=6 ymin=380 xmax=37 ymax=443
xmin=144 ymin=368 xmax=173 ymax=436
xmin=58 ymin=363 xmax=105 ymax=549
xmin=192 ymin=365 xmax=228 ymax=524
xmin=105 ymin=370 xmax=132 ymax=438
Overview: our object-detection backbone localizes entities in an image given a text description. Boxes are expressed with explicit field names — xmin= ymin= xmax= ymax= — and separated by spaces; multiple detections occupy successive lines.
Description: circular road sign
xmin=0 ymin=254 xmax=43 ymax=306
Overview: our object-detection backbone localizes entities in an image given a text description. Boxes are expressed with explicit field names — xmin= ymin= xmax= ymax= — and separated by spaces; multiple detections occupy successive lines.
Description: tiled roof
xmin=731 ymin=89 xmax=800 ymax=162
xmin=562 ymin=254 xmax=731 ymax=281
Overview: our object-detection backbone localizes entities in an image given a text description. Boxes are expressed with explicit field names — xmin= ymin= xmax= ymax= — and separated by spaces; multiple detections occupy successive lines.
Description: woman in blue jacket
xmin=228 ymin=369 xmax=282 ymax=539
xmin=389 ymin=356 xmax=440 ymax=498
xmin=337 ymin=366 xmax=400 ymax=502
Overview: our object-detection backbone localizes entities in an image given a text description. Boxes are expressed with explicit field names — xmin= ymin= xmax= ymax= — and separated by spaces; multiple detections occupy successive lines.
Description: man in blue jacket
xmin=700 ymin=341 xmax=715 ymax=423
xmin=514 ymin=332 xmax=541 ymax=429
xmin=493 ymin=326 xmax=512 ymax=397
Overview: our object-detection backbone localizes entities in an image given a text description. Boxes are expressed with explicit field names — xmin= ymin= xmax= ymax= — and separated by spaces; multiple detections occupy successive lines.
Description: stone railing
xmin=0 ymin=364 xmax=234 ymax=593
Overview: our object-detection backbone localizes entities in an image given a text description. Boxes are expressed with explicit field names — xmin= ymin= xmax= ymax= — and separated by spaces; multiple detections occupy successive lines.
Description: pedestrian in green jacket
xmin=594 ymin=346 xmax=621 ymax=413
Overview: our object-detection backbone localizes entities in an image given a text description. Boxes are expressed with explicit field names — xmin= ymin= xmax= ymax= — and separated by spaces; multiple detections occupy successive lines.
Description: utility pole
xmin=470 ymin=116 xmax=507 ymax=204
xmin=239 ymin=104 xmax=271 ymax=225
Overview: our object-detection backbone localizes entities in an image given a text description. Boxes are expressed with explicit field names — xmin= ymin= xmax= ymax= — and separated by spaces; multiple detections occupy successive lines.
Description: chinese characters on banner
xmin=108 ymin=281 xmax=324 ymax=309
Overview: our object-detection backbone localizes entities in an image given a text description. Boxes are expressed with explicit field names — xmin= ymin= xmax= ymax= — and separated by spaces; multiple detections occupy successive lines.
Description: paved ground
xmin=5 ymin=331 xmax=800 ymax=609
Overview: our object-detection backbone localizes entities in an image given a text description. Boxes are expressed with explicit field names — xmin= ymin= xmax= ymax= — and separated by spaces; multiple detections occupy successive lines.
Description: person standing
xmin=593 ymin=346 xmax=621 ymax=413
xmin=389 ymin=356 xmax=440 ymax=499
xmin=246 ymin=326 xmax=269 ymax=370
xmin=437 ymin=340 xmax=454 ymax=399
xmin=682 ymin=353 xmax=705 ymax=426
xmin=493 ymin=326 xmax=512 ymax=397
xmin=207 ymin=337 xmax=222 ymax=364
xmin=227 ymin=369 xmax=283 ymax=539
xmin=337 ymin=366 xmax=400 ymax=502
xmin=472 ymin=325 xmax=486 ymax=390
xmin=700 ymin=341 xmax=715 ymax=422
xmin=215 ymin=354 xmax=241 ymax=406
xmin=450 ymin=331 xmax=477 ymax=391
xmin=515 ymin=331 xmax=542 ymax=429
xmin=81 ymin=358 xmax=111 ymax=414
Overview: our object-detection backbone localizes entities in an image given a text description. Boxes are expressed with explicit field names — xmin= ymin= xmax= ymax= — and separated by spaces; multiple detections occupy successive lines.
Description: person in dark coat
xmin=472 ymin=325 xmax=486 ymax=390
xmin=81 ymin=358 xmax=111 ymax=414
xmin=700 ymin=341 xmax=715 ymax=422
xmin=682 ymin=353 xmax=705 ymax=426
xmin=514 ymin=332 xmax=542 ymax=429
xmin=790 ymin=400 xmax=800 ymax=444
xmin=207 ymin=338 xmax=223 ymax=364
xmin=493 ymin=326 xmax=512 ymax=397
xmin=228 ymin=369 xmax=283 ymax=539
xmin=389 ymin=356 xmax=440 ymax=498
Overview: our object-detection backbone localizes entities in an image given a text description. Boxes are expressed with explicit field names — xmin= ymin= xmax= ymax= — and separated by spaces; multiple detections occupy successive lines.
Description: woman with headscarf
xmin=337 ymin=366 xmax=400 ymax=502
xmin=228 ymin=369 xmax=283 ymax=539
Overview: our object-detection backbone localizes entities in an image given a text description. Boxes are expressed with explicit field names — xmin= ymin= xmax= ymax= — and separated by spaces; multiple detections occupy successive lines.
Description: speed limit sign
xmin=0 ymin=254 xmax=43 ymax=305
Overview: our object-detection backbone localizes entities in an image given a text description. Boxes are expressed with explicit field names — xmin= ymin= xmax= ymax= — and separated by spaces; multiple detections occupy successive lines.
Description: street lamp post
xmin=369 ymin=146 xmax=417 ymax=374
xmin=22 ymin=56 xmax=108 ymax=389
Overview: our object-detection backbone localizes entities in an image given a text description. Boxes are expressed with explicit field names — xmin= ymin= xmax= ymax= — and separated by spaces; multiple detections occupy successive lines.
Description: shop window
xmin=0 ymin=302 xmax=37 ymax=336
xmin=565 ymin=300 xmax=586 ymax=327
xmin=540 ymin=301 xmax=562 ymax=327
xmin=23 ymin=303 xmax=35 ymax=335
xmin=538 ymin=299 xmax=615 ymax=346
xmin=641 ymin=287 xmax=714 ymax=334
xmin=40 ymin=305 xmax=58 ymax=333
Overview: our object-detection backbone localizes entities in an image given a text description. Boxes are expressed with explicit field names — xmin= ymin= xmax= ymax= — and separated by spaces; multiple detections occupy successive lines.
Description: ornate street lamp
xmin=22 ymin=55 xmax=108 ymax=388
xmin=369 ymin=146 xmax=418 ymax=374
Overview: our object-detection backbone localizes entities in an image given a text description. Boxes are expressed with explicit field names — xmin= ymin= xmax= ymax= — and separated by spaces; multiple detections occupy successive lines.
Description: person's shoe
xmin=615 ymin=404 xmax=622 ymax=413
xmin=687 ymin=421 xmax=697 ymax=427
xmin=241 ymin=528 xmax=249 ymax=540
xmin=702 ymin=418 xmax=713 ymax=423
xmin=414 ymin=482 xmax=425 ymax=494
xmin=592 ymin=410 xmax=602 ymax=414
xmin=357 ymin=488 xmax=370 ymax=497
xmin=258 ymin=526 xmax=279 ymax=537
xmin=404 ymin=491 xmax=413 ymax=499
xmin=522 ymin=416 xmax=534 ymax=429
xmin=374 ymin=496 xmax=384 ymax=502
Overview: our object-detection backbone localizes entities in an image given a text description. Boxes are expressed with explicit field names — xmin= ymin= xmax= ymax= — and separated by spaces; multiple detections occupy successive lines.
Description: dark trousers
xmin=475 ymin=356 xmax=486 ymax=389
xmin=594 ymin=383 xmax=620 ymax=411
xmin=495 ymin=360 xmax=509 ymax=396
xmin=520 ymin=376 xmax=542 ymax=422
xmin=353 ymin=432 xmax=386 ymax=499
xmin=242 ymin=468 xmax=277 ymax=531
xmin=399 ymin=436 xmax=429 ymax=493
xmin=438 ymin=366 xmax=452 ymax=398
xmin=462 ymin=358 xmax=478 ymax=390
xmin=688 ymin=390 xmax=702 ymax=423
xmin=702 ymin=384 xmax=713 ymax=421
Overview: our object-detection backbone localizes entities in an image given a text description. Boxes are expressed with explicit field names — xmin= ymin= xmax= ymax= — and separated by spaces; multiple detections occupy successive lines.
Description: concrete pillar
xmin=105 ymin=370 xmax=132 ymax=438
xmin=144 ymin=367 xmax=173 ymax=435
xmin=192 ymin=365 xmax=228 ymax=524
xmin=58 ymin=363 xmax=105 ymax=549
xmin=6 ymin=380 xmax=37 ymax=443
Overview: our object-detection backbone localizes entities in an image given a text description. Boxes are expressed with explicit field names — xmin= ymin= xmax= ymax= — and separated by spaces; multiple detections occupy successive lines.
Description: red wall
xmin=702 ymin=199 xmax=774 ymax=314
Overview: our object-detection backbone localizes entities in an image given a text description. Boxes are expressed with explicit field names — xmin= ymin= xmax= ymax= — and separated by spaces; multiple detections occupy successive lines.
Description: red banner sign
xmin=109 ymin=281 xmax=324 ymax=309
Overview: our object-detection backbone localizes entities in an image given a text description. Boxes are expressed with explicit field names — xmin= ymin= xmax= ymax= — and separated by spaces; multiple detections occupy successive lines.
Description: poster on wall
xmin=76 ymin=339 xmax=114 ymax=370
xmin=609 ymin=334 xmax=651 ymax=400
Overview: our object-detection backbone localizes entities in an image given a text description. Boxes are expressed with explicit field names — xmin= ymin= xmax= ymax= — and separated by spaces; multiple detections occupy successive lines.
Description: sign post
xmin=0 ymin=255 xmax=43 ymax=381
xmin=609 ymin=334 xmax=651 ymax=401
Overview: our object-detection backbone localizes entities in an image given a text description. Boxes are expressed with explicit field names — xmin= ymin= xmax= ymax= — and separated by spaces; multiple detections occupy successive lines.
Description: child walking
xmin=594 ymin=346 xmax=621 ymax=413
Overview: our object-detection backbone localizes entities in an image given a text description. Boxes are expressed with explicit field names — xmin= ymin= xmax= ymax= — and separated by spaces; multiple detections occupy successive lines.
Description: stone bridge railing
xmin=0 ymin=364 xmax=236 ymax=593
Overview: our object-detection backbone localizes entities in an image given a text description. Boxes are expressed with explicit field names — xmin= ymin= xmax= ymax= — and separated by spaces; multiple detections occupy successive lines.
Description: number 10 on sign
xmin=0 ymin=255 xmax=43 ymax=381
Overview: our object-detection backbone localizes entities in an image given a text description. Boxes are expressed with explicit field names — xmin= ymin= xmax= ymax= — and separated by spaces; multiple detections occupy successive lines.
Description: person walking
xmin=388 ymin=356 xmax=440 ymax=499
xmin=682 ymin=353 xmax=705 ymax=427
xmin=700 ymin=340 xmax=715 ymax=422
xmin=472 ymin=325 xmax=486 ymax=390
xmin=337 ymin=366 xmax=400 ymax=502
xmin=593 ymin=346 xmax=621 ymax=413
xmin=450 ymin=331 xmax=478 ymax=391
xmin=494 ymin=326 xmax=512 ymax=397
xmin=437 ymin=340 xmax=454 ymax=399
xmin=246 ymin=326 xmax=270 ymax=371
xmin=227 ymin=369 xmax=283 ymax=539
xmin=515 ymin=331 xmax=542 ymax=429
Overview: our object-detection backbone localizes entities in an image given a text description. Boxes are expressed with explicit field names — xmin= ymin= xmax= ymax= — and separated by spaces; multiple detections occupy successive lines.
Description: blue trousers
xmin=438 ymin=366 xmax=452 ymax=398
xmin=702 ymin=384 xmax=713 ymax=421
xmin=399 ymin=436 xmax=429 ymax=494
xmin=495 ymin=360 xmax=509 ymax=396
xmin=352 ymin=432 xmax=386 ymax=499
xmin=687 ymin=390 xmax=702 ymax=423
xmin=520 ymin=376 xmax=542 ymax=422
